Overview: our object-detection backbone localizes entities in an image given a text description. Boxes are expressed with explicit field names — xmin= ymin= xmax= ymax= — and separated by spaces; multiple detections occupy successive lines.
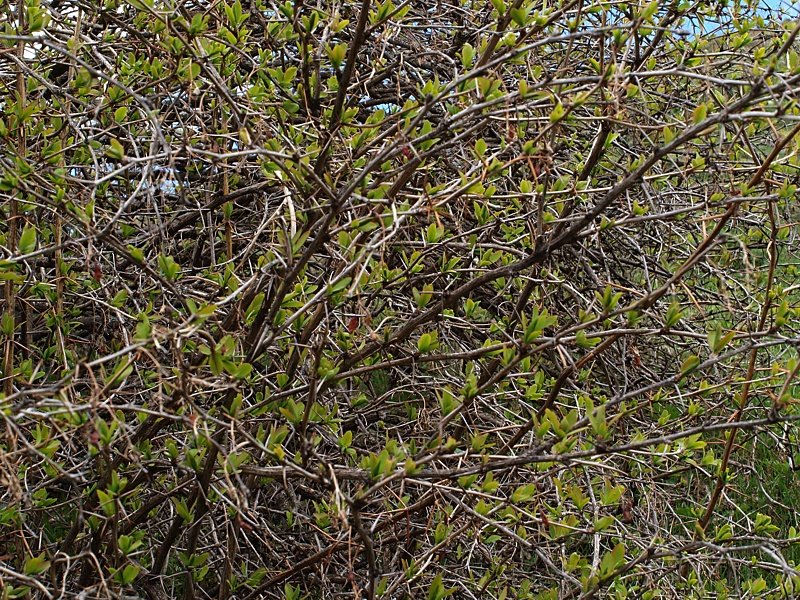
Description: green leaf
xmin=510 ymin=5 xmax=530 ymax=26
xmin=680 ymin=355 xmax=701 ymax=376
xmin=427 ymin=574 xmax=455 ymax=600
xmin=118 ymin=534 xmax=144 ymax=555
xmin=0 ymin=312 xmax=14 ymax=337
xmin=23 ymin=553 xmax=50 ymax=576
xmin=157 ymin=254 xmax=180 ymax=281
xmin=749 ymin=578 xmax=766 ymax=594
xmin=18 ymin=225 xmax=36 ymax=254
xmin=426 ymin=222 xmax=444 ymax=243
xmin=0 ymin=265 xmax=24 ymax=283
xmin=575 ymin=330 xmax=600 ymax=349
xmin=511 ymin=483 xmax=537 ymax=503
xmin=461 ymin=42 xmax=475 ymax=68
xmin=664 ymin=301 xmax=682 ymax=328
xmin=172 ymin=497 xmax=194 ymax=523
xmin=127 ymin=245 xmax=145 ymax=264
xmin=641 ymin=0 xmax=659 ymax=20
xmin=317 ymin=357 xmax=340 ymax=380
xmin=192 ymin=303 xmax=218 ymax=318
xmin=599 ymin=543 xmax=625 ymax=577
xmin=707 ymin=325 xmax=735 ymax=354
xmin=715 ymin=523 xmax=733 ymax=541
xmin=327 ymin=43 xmax=348 ymax=69
xmin=232 ymin=362 xmax=253 ymax=380
xmin=438 ymin=387 xmax=459 ymax=415
xmin=594 ymin=515 xmax=615 ymax=531
xmin=114 ymin=106 xmax=129 ymax=123
xmin=775 ymin=299 xmax=790 ymax=328
xmin=107 ymin=138 xmax=125 ymax=160
xmin=111 ymin=290 xmax=129 ymax=307
xmin=120 ymin=564 xmax=140 ymax=585
xmin=284 ymin=583 xmax=301 ymax=600
xmin=135 ymin=315 xmax=151 ymax=340
xmin=209 ymin=348 xmax=224 ymax=376
xmin=327 ymin=276 xmax=352 ymax=296
xmin=549 ymin=101 xmax=566 ymax=123
xmin=588 ymin=403 xmax=608 ymax=439
xmin=417 ymin=331 xmax=439 ymax=353
xmin=375 ymin=0 xmax=396 ymax=23
xmin=106 ymin=360 xmax=133 ymax=389
xmin=596 ymin=285 xmax=622 ymax=312
xmin=692 ymin=103 xmax=707 ymax=124
xmin=338 ymin=430 xmax=353 ymax=449
xmin=754 ymin=512 xmax=780 ymax=535
xmin=97 ymin=489 xmax=116 ymax=517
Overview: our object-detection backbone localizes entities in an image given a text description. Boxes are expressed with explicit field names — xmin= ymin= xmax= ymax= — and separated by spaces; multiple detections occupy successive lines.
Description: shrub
xmin=2 ymin=0 xmax=800 ymax=598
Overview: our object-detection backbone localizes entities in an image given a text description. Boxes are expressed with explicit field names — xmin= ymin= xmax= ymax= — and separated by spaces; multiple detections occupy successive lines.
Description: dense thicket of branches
xmin=3 ymin=0 xmax=800 ymax=598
